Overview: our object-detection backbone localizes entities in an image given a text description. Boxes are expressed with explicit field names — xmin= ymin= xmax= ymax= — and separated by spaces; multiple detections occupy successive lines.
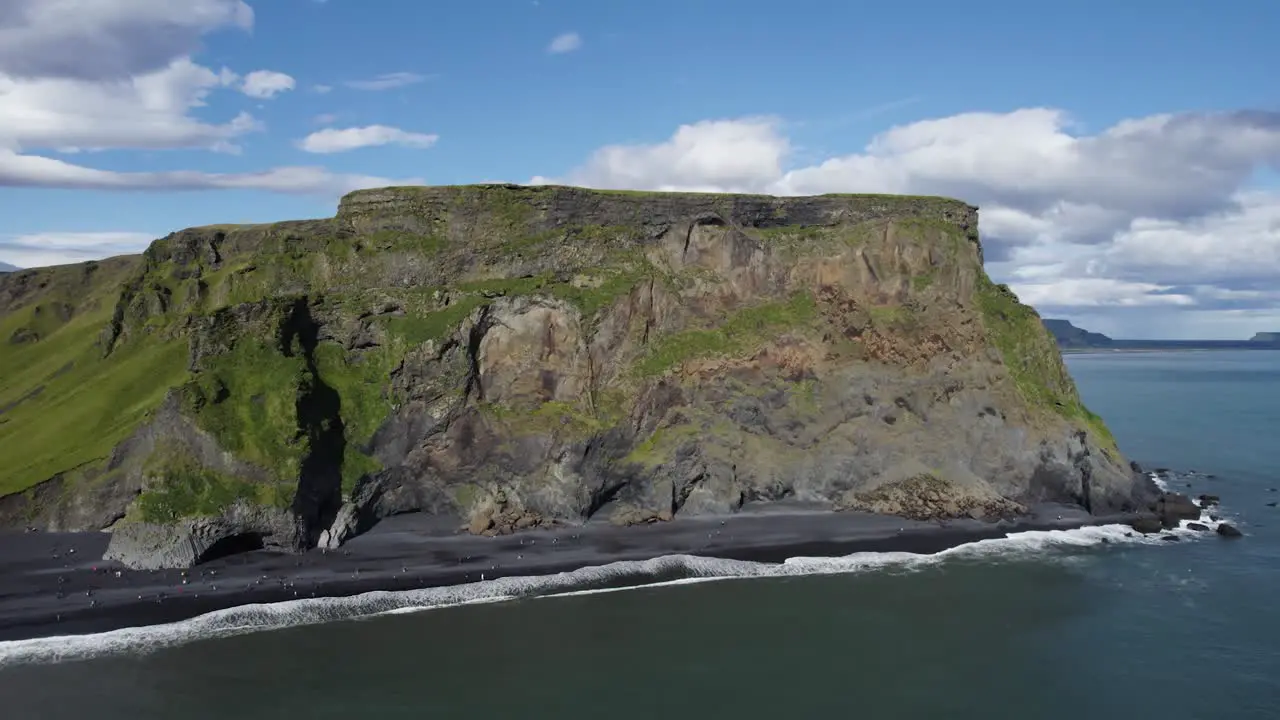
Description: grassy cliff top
xmin=340 ymin=183 xmax=972 ymax=207
xmin=337 ymin=183 xmax=977 ymax=235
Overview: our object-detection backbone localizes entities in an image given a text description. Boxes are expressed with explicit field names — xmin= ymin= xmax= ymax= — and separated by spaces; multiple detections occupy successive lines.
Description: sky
xmin=0 ymin=0 xmax=1278 ymax=339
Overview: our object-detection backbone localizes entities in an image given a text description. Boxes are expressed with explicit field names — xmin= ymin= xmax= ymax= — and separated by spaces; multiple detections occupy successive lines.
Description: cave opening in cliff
xmin=198 ymin=532 xmax=267 ymax=563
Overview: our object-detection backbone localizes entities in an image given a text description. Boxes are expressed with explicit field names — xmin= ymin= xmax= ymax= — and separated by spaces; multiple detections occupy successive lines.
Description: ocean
xmin=1 ymin=350 xmax=1276 ymax=719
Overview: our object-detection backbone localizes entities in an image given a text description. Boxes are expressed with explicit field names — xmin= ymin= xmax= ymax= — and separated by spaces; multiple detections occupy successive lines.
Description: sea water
xmin=0 ymin=350 xmax=1276 ymax=719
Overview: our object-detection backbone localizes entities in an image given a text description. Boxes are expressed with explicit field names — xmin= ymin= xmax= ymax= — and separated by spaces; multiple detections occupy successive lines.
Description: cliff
xmin=1043 ymin=319 xmax=1113 ymax=349
xmin=1250 ymin=332 xmax=1280 ymax=343
xmin=0 ymin=184 xmax=1151 ymax=569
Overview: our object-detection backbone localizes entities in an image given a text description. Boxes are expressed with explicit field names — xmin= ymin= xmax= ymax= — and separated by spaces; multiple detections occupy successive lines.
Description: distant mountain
xmin=1042 ymin=319 xmax=1113 ymax=348
xmin=0 ymin=261 xmax=19 ymax=273
xmin=1043 ymin=319 xmax=1280 ymax=351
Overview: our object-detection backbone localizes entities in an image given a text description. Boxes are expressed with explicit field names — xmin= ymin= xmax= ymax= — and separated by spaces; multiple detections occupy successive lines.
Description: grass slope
xmin=0 ymin=259 xmax=191 ymax=496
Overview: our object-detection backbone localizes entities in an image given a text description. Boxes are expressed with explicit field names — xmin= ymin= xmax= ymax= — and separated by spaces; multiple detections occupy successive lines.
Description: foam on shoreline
xmin=0 ymin=509 xmax=1224 ymax=669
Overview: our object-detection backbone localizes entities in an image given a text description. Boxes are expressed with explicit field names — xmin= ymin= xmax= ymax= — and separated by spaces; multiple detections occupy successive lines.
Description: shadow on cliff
xmin=281 ymin=297 xmax=346 ymax=545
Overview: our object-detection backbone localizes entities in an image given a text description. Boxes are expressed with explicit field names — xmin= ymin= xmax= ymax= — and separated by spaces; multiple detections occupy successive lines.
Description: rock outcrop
xmin=0 ymin=185 xmax=1157 ymax=568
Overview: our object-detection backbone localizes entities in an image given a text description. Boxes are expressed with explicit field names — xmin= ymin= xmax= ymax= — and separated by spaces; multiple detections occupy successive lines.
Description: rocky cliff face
xmin=0 ymin=185 xmax=1152 ymax=568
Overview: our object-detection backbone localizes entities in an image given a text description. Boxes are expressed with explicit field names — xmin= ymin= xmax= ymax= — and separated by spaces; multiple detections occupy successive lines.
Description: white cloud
xmin=297 ymin=125 xmax=439 ymax=154
xmin=239 ymin=69 xmax=295 ymax=99
xmin=535 ymin=109 xmax=1280 ymax=337
xmin=1102 ymin=191 xmax=1280 ymax=286
xmin=0 ymin=231 xmax=156 ymax=268
xmin=343 ymin=72 xmax=427 ymax=91
xmin=547 ymin=32 xmax=582 ymax=54
xmin=0 ymin=1 xmax=429 ymax=202
xmin=0 ymin=58 xmax=259 ymax=152
xmin=0 ymin=0 xmax=253 ymax=81
xmin=1009 ymin=278 xmax=1195 ymax=308
xmin=0 ymin=148 xmax=422 ymax=195
xmin=312 ymin=84 xmax=333 ymax=94
xmin=534 ymin=117 xmax=788 ymax=193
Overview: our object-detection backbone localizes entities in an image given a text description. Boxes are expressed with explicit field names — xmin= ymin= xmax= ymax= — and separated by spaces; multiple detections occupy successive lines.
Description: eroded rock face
xmin=0 ymin=185 xmax=1156 ymax=569
xmin=837 ymin=461 xmax=1026 ymax=521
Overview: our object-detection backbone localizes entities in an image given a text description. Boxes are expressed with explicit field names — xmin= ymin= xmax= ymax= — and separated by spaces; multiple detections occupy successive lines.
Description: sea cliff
xmin=0 ymin=184 xmax=1155 ymax=570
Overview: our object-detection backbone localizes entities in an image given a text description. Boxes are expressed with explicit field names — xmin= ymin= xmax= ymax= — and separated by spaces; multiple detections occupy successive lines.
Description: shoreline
xmin=1060 ymin=347 xmax=1280 ymax=355
xmin=0 ymin=502 xmax=1134 ymax=643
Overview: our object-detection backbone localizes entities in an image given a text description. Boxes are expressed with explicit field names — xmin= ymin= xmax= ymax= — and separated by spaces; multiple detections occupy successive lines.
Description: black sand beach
xmin=0 ymin=503 xmax=1130 ymax=642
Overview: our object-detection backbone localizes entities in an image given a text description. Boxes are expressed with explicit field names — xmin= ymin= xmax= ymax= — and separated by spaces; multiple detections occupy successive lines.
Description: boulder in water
xmin=1216 ymin=523 xmax=1243 ymax=538
xmin=1130 ymin=516 xmax=1163 ymax=534
xmin=1151 ymin=492 xmax=1201 ymax=528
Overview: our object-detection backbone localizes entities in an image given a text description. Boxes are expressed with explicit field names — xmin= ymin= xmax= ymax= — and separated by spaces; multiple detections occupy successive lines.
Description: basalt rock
xmin=1216 ymin=523 xmax=1243 ymax=538
xmin=1152 ymin=492 xmax=1202 ymax=529
xmin=1130 ymin=516 xmax=1164 ymax=534
xmin=0 ymin=185 xmax=1157 ymax=569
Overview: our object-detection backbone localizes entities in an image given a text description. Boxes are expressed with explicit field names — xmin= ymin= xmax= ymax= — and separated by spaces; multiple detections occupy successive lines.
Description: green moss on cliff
xmin=135 ymin=444 xmax=287 ymax=523
xmin=312 ymin=343 xmax=397 ymax=493
xmin=483 ymin=399 xmax=612 ymax=440
xmin=382 ymin=297 xmax=486 ymax=345
xmin=184 ymin=333 xmax=402 ymax=497
xmin=623 ymin=423 xmax=702 ymax=466
xmin=182 ymin=338 xmax=307 ymax=482
xmin=634 ymin=291 xmax=818 ymax=377
xmin=974 ymin=275 xmax=1118 ymax=453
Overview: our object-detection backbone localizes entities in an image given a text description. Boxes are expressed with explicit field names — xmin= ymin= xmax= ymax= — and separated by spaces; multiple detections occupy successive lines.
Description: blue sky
xmin=1 ymin=0 xmax=1278 ymax=338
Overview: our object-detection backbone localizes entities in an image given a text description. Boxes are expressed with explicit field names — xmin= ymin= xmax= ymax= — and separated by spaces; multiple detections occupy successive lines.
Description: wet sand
xmin=0 ymin=503 xmax=1130 ymax=642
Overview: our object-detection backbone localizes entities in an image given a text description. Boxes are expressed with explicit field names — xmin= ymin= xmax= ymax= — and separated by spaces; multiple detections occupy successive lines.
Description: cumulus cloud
xmin=343 ymin=72 xmax=428 ymax=91
xmin=239 ymin=70 xmax=296 ymax=99
xmin=1102 ymin=191 xmax=1280 ymax=286
xmin=0 ymin=0 xmax=431 ymax=199
xmin=535 ymin=109 xmax=1280 ymax=337
xmin=297 ymin=125 xmax=439 ymax=154
xmin=0 ymin=148 xmax=422 ymax=195
xmin=533 ymin=117 xmax=789 ymax=193
xmin=0 ymin=231 xmax=157 ymax=268
xmin=0 ymin=0 xmax=253 ymax=81
xmin=547 ymin=32 xmax=582 ymax=54
xmin=0 ymin=58 xmax=259 ymax=152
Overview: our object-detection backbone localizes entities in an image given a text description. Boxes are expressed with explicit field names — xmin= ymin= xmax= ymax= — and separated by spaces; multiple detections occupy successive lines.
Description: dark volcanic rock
xmin=1216 ymin=523 xmax=1243 ymax=538
xmin=1130 ymin=516 xmax=1164 ymax=534
xmin=1185 ymin=522 xmax=1210 ymax=532
xmin=1152 ymin=492 xmax=1201 ymax=529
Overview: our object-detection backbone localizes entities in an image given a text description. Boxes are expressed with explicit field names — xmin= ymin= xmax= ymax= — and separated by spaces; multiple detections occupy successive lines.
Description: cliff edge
xmin=0 ymin=185 xmax=1154 ymax=568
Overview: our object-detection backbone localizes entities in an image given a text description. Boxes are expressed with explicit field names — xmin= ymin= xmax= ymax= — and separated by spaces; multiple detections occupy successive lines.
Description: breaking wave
xmin=0 ymin=485 xmax=1228 ymax=669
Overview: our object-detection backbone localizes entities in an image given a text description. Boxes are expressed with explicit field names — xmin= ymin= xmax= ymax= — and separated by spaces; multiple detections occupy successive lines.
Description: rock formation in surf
xmin=0 ymin=185 xmax=1158 ymax=568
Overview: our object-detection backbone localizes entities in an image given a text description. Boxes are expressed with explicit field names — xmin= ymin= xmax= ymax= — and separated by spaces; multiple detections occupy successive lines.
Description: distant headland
xmin=1043 ymin=319 xmax=1280 ymax=352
